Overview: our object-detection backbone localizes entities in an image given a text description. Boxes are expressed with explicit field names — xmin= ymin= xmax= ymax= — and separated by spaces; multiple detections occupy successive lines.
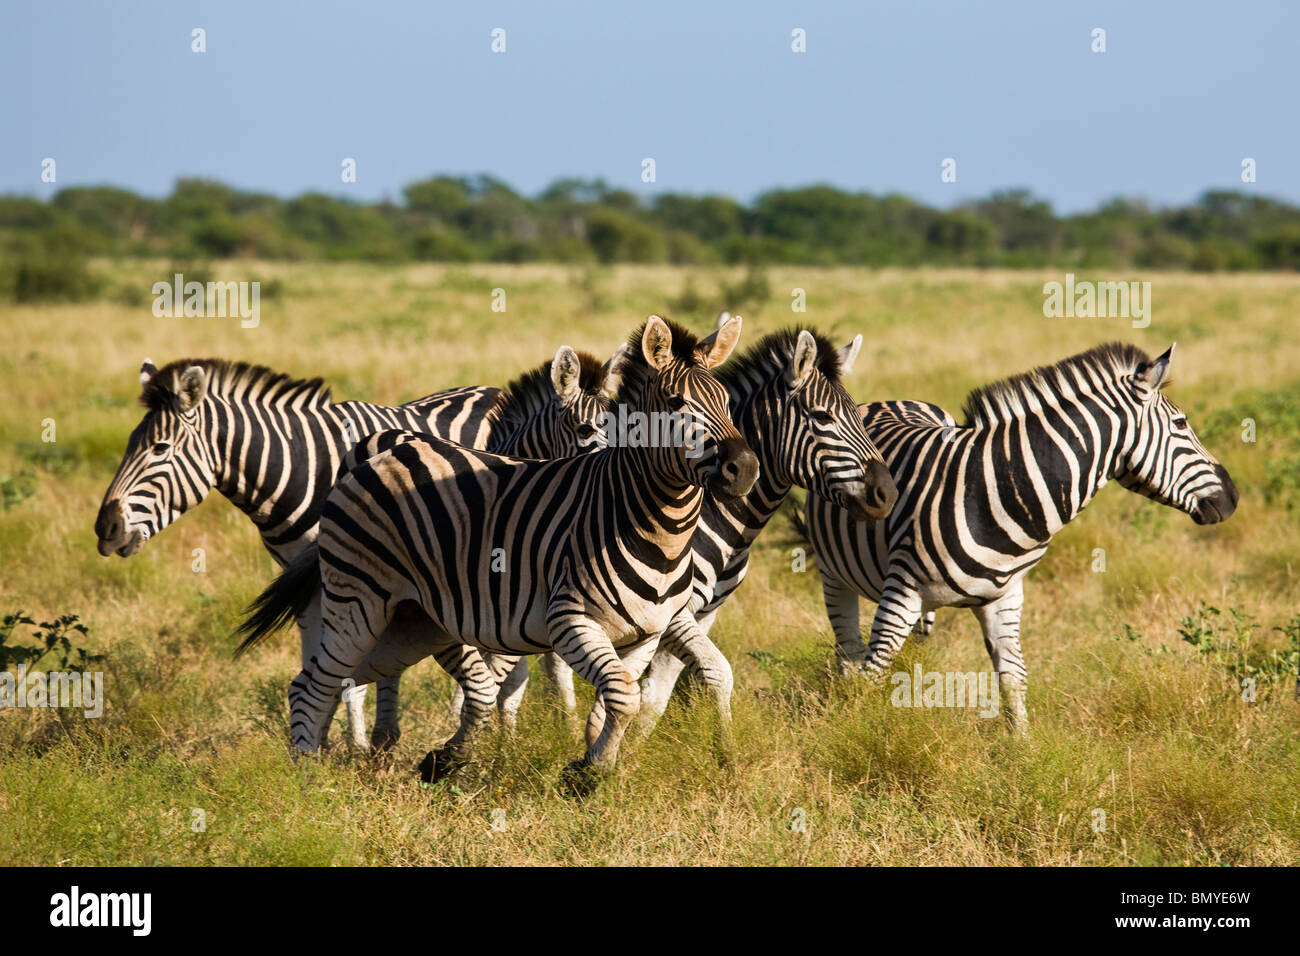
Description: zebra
xmin=800 ymin=342 xmax=1238 ymax=732
xmin=576 ymin=324 xmax=901 ymax=736
xmin=236 ymin=315 xmax=760 ymax=794
xmin=95 ymin=348 xmax=621 ymax=748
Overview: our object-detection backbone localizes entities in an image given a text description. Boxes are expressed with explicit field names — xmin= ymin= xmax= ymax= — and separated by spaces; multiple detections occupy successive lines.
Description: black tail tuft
xmin=234 ymin=544 xmax=321 ymax=658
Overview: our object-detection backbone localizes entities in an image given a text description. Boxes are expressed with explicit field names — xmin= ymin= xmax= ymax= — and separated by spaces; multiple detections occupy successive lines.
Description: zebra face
xmin=640 ymin=315 xmax=759 ymax=499
xmin=1117 ymin=345 xmax=1239 ymax=525
xmin=551 ymin=345 xmax=621 ymax=456
xmin=778 ymin=332 xmax=898 ymax=522
xmin=96 ymin=363 xmax=216 ymax=557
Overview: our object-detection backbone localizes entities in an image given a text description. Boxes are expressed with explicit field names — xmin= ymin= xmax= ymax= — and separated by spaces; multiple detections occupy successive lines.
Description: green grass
xmin=1 ymin=261 xmax=1297 ymax=865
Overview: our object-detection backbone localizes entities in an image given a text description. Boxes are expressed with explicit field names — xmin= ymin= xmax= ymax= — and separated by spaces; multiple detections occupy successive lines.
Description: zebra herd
xmin=95 ymin=313 xmax=1237 ymax=794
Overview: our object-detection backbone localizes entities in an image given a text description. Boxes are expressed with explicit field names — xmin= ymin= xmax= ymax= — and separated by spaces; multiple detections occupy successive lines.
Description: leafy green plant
xmin=1 ymin=612 xmax=103 ymax=672
xmin=0 ymin=472 xmax=37 ymax=511
xmin=1177 ymin=603 xmax=1298 ymax=694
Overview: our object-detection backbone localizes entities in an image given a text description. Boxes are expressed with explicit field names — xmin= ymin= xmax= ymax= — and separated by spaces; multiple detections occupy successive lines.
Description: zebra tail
xmin=234 ymin=544 xmax=321 ymax=657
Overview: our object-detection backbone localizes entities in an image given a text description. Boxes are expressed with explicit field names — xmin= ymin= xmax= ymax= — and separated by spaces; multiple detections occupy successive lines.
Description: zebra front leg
xmin=584 ymin=638 xmax=662 ymax=750
xmin=972 ymin=580 xmax=1028 ymax=735
xmin=637 ymin=645 xmax=687 ymax=732
xmin=861 ymin=580 xmax=925 ymax=679
xmin=550 ymin=617 xmax=642 ymax=798
xmin=821 ymin=571 xmax=868 ymax=675
xmin=418 ymin=641 xmax=503 ymax=784
xmin=371 ymin=673 xmax=402 ymax=751
xmin=637 ymin=607 xmax=718 ymax=733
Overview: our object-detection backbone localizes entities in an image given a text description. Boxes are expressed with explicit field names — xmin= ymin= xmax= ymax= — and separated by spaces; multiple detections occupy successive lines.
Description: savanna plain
xmin=1 ymin=261 xmax=1297 ymax=865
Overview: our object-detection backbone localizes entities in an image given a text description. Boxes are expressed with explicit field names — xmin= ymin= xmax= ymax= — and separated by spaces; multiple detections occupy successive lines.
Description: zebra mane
xmin=960 ymin=342 xmax=1152 ymax=427
xmin=716 ymin=327 xmax=843 ymax=396
xmin=617 ymin=317 xmax=704 ymax=398
xmin=493 ymin=350 xmax=608 ymax=426
xmin=139 ymin=359 xmax=331 ymax=411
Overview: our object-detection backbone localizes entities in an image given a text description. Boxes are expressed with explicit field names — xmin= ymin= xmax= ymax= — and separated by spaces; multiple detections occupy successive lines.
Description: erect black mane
xmin=960 ymin=342 xmax=1153 ymax=427
xmin=495 ymin=350 xmax=608 ymax=419
xmin=138 ymin=359 xmax=331 ymax=412
xmin=716 ymin=326 xmax=843 ymax=392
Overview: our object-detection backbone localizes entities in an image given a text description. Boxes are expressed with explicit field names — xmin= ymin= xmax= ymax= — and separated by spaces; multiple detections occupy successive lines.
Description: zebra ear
xmin=1134 ymin=343 xmax=1175 ymax=399
xmin=177 ymin=365 xmax=207 ymax=412
xmin=642 ymin=315 xmax=674 ymax=370
xmin=836 ymin=334 xmax=863 ymax=376
xmin=716 ymin=311 xmax=731 ymax=329
xmin=599 ymin=344 xmax=628 ymax=400
xmin=696 ymin=313 xmax=743 ymax=369
xmin=787 ymin=330 xmax=819 ymax=388
xmin=139 ymin=358 xmax=157 ymax=387
xmin=550 ymin=346 xmax=582 ymax=406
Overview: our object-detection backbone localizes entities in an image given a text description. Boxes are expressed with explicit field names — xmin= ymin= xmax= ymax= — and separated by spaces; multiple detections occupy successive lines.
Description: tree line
xmin=4 ymin=176 xmax=1300 ymax=300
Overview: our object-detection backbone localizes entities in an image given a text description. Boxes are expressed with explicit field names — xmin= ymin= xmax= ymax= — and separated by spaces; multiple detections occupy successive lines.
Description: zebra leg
xmin=550 ymin=618 xmax=641 ymax=797
xmin=540 ymin=653 xmax=577 ymax=717
xmin=638 ymin=607 xmax=718 ymax=732
xmin=636 ymin=646 xmax=687 ymax=731
xmin=494 ymin=655 xmax=529 ymax=730
xmin=861 ymin=581 xmax=925 ymax=678
xmin=972 ymin=581 xmax=1028 ymax=735
xmin=911 ymin=610 xmax=937 ymax=642
xmin=371 ymin=673 xmax=402 ymax=751
xmin=584 ymin=638 xmax=662 ymax=750
xmin=418 ymin=642 xmax=504 ymax=783
xmin=821 ymin=570 xmax=869 ymax=674
xmin=288 ymin=586 xmax=390 ymax=756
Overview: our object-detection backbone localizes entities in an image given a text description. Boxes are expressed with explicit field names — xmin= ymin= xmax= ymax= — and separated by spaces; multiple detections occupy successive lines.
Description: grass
xmin=1 ymin=260 xmax=1297 ymax=865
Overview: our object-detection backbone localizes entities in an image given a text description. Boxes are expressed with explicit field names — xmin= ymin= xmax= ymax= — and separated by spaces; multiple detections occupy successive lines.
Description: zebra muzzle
xmin=95 ymin=500 xmax=145 ymax=557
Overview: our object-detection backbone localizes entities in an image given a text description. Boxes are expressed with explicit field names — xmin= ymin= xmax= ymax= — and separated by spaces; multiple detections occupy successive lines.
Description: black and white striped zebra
xmin=801 ymin=342 xmax=1238 ymax=731
xmin=96 ymin=350 xmax=619 ymax=746
xmin=236 ymin=315 xmax=759 ymax=793
xmin=587 ymin=324 xmax=901 ymax=732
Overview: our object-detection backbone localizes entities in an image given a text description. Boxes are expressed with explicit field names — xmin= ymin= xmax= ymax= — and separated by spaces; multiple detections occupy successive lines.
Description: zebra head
xmin=492 ymin=345 xmax=624 ymax=458
xmin=95 ymin=359 xmax=216 ymax=557
xmin=729 ymin=328 xmax=897 ymax=521
xmin=1117 ymin=344 xmax=1239 ymax=525
xmin=623 ymin=314 xmax=759 ymax=499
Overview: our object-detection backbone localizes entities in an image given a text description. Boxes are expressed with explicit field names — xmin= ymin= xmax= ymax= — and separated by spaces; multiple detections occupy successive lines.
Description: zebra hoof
xmin=557 ymin=760 xmax=602 ymax=800
xmin=371 ymin=726 xmax=401 ymax=753
xmin=417 ymin=748 xmax=461 ymax=785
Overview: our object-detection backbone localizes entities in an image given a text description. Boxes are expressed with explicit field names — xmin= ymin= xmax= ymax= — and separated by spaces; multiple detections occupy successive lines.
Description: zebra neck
xmin=207 ymin=397 xmax=359 ymax=531
xmin=978 ymin=404 xmax=1119 ymax=543
xmin=704 ymin=466 xmax=790 ymax=562
xmin=617 ymin=445 xmax=705 ymax=564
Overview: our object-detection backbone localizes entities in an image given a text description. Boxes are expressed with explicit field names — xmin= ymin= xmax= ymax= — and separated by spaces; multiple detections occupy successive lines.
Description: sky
xmin=2 ymin=0 xmax=1297 ymax=213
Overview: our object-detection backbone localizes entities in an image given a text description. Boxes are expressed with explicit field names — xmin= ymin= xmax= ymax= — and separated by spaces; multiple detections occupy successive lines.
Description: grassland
xmin=0 ymin=261 xmax=1297 ymax=865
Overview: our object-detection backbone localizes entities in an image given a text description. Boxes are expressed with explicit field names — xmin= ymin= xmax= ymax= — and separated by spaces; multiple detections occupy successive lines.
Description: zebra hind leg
xmin=540 ymin=652 xmax=578 ymax=726
xmin=288 ymin=586 xmax=391 ymax=757
xmin=418 ymin=641 xmax=501 ymax=784
xmin=370 ymin=674 xmax=402 ymax=752
xmin=911 ymin=610 xmax=937 ymax=643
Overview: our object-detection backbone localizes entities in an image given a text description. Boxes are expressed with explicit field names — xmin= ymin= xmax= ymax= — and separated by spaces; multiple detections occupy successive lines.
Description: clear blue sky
xmin=3 ymin=0 xmax=1296 ymax=212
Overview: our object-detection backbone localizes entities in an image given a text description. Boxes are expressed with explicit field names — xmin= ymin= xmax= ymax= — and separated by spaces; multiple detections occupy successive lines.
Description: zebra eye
xmin=1172 ymin=416 xmax=1188 ymax=430
xmin=667 ymin=397 xmax=689 ymax=413
xmin=812 ymin=410 xmax=836 ymax=426
xmin=576 ymin=424 xmax=597 ymax=439
xmin=150 ymin=441 xmax=171 ymax=457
